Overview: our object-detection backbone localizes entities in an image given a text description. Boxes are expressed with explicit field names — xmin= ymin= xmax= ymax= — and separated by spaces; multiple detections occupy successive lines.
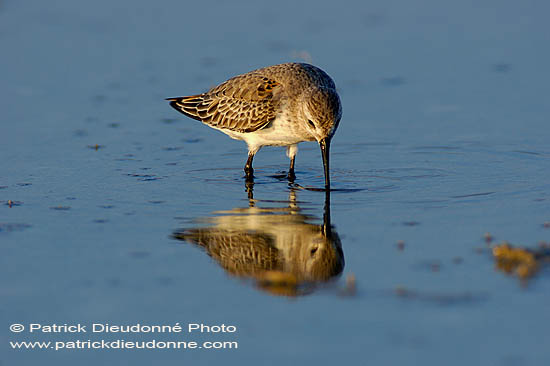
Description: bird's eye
xmin=310 ymin=247 xmax=318 ymax=256
xmin=308 ymin=120 xmax=315 ymax=128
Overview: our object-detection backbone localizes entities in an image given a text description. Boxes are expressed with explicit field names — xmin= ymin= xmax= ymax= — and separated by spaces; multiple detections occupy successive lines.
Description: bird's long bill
xmin=322 ymin=189 xmax=332 ymax=236
xmin=319 ymin=138 xmax=331 ymax=191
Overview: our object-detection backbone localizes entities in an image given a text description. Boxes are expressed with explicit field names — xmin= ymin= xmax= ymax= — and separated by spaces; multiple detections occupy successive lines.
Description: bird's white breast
xmin=213 ymin=113 xmax=315 ymax=153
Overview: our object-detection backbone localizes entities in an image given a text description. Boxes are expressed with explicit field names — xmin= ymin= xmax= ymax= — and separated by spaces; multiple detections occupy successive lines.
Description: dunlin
xmin=166 ymin=62 xmax=342 ymax=189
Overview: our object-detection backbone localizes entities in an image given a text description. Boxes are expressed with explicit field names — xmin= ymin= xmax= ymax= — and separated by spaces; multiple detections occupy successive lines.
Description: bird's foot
xmin=244 ymin=168 xmax=254 ymax=183
xmin=287 ymin=170 xmax=296 ymax=182
xmin=245 ymin=180 xmax=255 ymax=200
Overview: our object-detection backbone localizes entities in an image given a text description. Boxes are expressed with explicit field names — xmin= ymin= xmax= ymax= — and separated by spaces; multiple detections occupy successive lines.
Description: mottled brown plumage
xmin=167 ymin=75 xmax=280 ymax=133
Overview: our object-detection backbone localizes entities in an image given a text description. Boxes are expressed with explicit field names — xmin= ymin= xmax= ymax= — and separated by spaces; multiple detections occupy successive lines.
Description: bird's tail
xmin=165 ymin=94 xmax=206 ymax=122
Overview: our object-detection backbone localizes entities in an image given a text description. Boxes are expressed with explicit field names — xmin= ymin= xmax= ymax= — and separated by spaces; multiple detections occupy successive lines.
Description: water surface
xmin=2 ymin=1 xmax=550 ymax=365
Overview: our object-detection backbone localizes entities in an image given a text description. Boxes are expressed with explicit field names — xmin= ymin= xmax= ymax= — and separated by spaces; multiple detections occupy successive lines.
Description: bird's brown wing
xmin=167 ymin=75 xmax=280 ymax=133
xmin=173 ymin=228 xmax=281 ymax=277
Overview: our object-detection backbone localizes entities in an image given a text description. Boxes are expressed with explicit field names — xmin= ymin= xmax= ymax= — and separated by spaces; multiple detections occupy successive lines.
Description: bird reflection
xmin=172 ymin=184 xmax=344 ymax=296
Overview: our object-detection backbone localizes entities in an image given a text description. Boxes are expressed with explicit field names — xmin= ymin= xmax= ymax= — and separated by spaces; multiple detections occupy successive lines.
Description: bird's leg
xmin=244 ymin=153 xmax=254 ymax=181
xmin=245 ymin=179 xmax=255 ymax=202
xmin=288 ymin=156 xmax=296 ymax=182
xmin=286 ymin=144 xmax=298 ymax=182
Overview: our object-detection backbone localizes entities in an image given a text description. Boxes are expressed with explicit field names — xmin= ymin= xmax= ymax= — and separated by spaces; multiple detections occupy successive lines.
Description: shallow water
xmin=2 ymin=0 xmax=550 ymax=365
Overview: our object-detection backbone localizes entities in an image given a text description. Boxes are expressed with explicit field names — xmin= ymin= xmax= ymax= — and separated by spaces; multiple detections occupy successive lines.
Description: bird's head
xmin=302 ymin=87 xmax=342 ymax=142
xmin=302 ymin=87 xmax=342 ymax=190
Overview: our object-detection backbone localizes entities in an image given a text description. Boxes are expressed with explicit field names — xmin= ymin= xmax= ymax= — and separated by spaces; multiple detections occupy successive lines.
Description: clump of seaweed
xmin=492 ymin=241 xmax=550 ymax=281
